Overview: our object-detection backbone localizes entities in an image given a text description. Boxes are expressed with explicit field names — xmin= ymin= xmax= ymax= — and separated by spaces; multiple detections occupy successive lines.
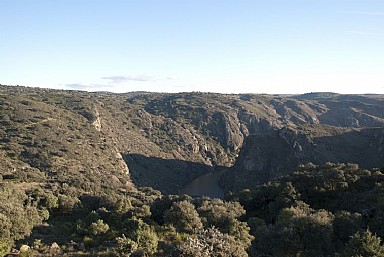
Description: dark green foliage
xmin=3 ymin=161 xmax=383 ymax=256
xmin=1 ymin=85 xmax=384 ymax=256
xmin=122 ymin=218 xmax=158 ymax=255
xmin=196 ymin=198 xmax=254 ymax=249
xmin=178 ymin=227 xmax=248 ymax=257
xmin=337 ymin=230 xmax=384 ymax=257
xmin=115 ymin=235 xmax=138 ymax=256
xmin=150 ymin=194 xmax=191 ymax=224
xmin=251 ymin=202 xmax=335 ymax=257
xmin=333 ymin=211 xmax=363 ymax=248
xmin=234 ymin=181 xmax=299 ymax=223
xmin=231 ymin=163 xmax=384 ymax=256
xmin=197 ymin=198 xmax=245 ymax=230
xmin=164 ymin=200 xmax=203 ymax=233
xmin=57 ymin=194 xmax=81 ymax=214
xmin=0 ymin=184 xmax=46 ymax=250
xmin=0 ymin=240 xmax=11 ymax=257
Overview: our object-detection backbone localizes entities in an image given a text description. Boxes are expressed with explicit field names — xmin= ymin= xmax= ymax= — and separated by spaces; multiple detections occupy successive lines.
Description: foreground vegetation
xmin=1 ymin=162 xmax=384 ymax=256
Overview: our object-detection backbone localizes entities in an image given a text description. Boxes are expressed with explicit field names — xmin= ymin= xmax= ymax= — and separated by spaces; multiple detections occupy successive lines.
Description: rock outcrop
xmin=1 ymin=85 xmax=384 ymax=194
xmin=228 ymin=125 xmax=384 ymax=192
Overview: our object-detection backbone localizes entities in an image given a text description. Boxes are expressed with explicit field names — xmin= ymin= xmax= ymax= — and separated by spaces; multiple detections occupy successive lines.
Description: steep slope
xmin=1 ymin=85 xmax=384 ymax=194
xmin=0 ymin=88 xmax=132 ymax=194
xmin=293 ymin=93 xmax=384 ymax=127
xmin=228 ymin=125 xmax=384 ymax=192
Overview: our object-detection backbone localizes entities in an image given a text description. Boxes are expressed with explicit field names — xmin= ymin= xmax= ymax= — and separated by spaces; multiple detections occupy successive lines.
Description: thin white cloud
xmin=101 ymin=75 xmax=177 ymax=84
xmin=65 ymin=83 xmax=114 ymax=90
xmin=339 ymin=10 xmax=384 ymax=16
xmin=102 ymin=75 xmax=157 ymax=83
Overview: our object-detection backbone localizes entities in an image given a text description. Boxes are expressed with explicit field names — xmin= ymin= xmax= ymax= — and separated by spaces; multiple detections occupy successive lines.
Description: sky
xmin=1 ymin=0 xmax=384 ymax=94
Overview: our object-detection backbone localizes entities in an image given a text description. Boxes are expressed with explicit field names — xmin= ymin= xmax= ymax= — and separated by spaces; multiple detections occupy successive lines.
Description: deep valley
xmin=1 ymin=84 xmax=384 ymax=256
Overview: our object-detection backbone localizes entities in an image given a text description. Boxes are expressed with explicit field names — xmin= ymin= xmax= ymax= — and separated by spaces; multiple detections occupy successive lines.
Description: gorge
xmin=2 ymin=85 xmax=384 ymax=195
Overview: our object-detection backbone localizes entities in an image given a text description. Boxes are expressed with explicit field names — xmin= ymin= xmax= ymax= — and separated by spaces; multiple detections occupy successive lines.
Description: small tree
xmin=337 ymin=230 xmax=384 ymax=257
xmin=123 ymin=218 xmax=158 ymax=255
xmin=57 ymin=194 xmax=81 ymax=214
xmin=89 ymin=219 xmax=110 ymax=236
xmin=164 ymin=201 xmax=202 ymax=233
xmin=116 ymin=235 xmax=138 ymax=256
xmin=0 ymin=240 xmax=10 ymax=257
xmin=135 ymin=220 xmax=158 ymax=255
xmin=178 ymin=227 xmax=248 ymax=257
xmin=197 ymin=199 xmax=245 ymax=233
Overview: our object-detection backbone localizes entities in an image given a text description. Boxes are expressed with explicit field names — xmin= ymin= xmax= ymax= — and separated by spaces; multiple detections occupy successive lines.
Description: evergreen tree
xmin=337 ymin=230 xmax=384 ymax=257
xmin=164 ymin=200 xmax=202 ymax=233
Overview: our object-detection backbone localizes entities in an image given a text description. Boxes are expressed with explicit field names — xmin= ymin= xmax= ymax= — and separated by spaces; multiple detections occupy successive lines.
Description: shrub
xmin=89 ymin=219 xmax=110 ymax=236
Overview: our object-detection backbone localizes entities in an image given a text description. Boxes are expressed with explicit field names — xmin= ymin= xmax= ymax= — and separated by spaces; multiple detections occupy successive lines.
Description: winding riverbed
xmin=180 ymin=170 xmax=225 ymax=199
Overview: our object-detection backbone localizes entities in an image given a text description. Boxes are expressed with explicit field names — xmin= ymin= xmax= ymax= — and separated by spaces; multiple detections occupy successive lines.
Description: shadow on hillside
xmin=230 ymin=127 xmax=384 ymax=192
xmin=313 ymin=127 xmax=384 ymax=169
xmin=122 ymin=154 xmax=219 ymax=195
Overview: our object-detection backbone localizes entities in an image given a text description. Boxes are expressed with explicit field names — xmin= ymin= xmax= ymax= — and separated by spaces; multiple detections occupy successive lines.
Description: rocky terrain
xmin=228 ymin=125 xmax=384 ymax=192
xmin=1 ymin=85 xmax=384 ymax=194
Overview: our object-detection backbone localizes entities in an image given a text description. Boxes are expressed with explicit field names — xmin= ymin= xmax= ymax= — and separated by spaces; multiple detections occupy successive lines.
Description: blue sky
xmin=1 ymin=0 xmax=384 ymax=94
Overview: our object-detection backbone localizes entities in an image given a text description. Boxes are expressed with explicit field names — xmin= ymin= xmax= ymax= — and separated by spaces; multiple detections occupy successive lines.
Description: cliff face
xmin=229 ymin=125 xmax=384 ymax=192
xmin=1 ymin=85 xmax=384 ymax=194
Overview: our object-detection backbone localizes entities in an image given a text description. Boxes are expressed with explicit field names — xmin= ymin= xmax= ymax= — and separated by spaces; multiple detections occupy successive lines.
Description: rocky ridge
xmin=1 ymin=85 xmax=384 ymax=194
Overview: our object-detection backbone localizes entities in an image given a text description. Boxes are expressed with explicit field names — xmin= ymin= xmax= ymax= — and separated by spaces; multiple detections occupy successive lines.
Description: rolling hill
xmin=1 ymin=84 xmax=384 ymax=194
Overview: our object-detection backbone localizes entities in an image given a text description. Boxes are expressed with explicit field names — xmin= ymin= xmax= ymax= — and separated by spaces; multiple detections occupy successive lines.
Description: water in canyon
xmin=180 ymin=170 xmax=225 ymax=199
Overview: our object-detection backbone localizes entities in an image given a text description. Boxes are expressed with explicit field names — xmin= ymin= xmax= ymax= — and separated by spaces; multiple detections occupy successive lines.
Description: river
xmin=180 ymin=170 xmax=225 ymax=199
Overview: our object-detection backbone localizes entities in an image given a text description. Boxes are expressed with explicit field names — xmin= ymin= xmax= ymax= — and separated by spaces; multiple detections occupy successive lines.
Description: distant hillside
xmin=0 ymin=87 xmax=132 ymax=195
xmin=1 ymin=85 xmax=384 ymax=194
xmin=227 ymin=125 xmax=384 ymax=192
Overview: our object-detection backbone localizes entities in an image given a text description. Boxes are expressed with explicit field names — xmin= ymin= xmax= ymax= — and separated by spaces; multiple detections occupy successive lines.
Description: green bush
xmin=89 ymin=219 xmax=110 ymax=236
xmin=115 ymin=235 xmax=138 ymax=256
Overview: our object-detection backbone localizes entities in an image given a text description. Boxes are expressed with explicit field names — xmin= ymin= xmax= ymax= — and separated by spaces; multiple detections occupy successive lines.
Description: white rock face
xmin=92 ymin=109 xmax=102 ymax=131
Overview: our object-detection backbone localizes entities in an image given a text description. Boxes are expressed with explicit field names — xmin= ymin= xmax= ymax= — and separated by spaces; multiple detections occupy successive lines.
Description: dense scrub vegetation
xmin=0 ymin=181 xmax=253 ymax=256
xmin=2 ymin=85 xmax=384 ymax=256
xmin=230 ymin=162 xmax=384 ymax=256
xmin=2 ymin=85 xmax=384 ymax=194
xmin=1 ymin=162 xmax=384 ymax=256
